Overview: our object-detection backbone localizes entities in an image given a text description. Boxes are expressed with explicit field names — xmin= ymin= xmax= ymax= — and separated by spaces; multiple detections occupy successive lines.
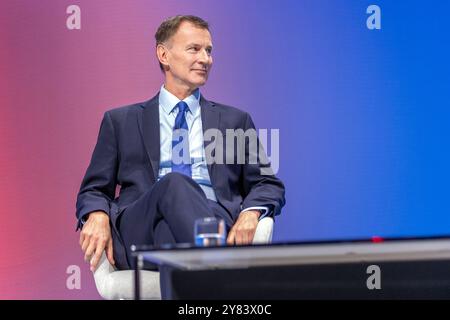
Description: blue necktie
xmin=171 ymin=101 xmax=192 ymax=177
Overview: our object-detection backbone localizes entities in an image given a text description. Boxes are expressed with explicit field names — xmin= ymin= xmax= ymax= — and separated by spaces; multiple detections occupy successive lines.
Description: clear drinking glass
xmin=194 ymin=217 xmax=227 ymax=246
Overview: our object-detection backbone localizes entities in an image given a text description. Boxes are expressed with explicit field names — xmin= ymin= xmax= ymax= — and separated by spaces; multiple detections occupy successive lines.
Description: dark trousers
xmin=114 ymin=172 xmax=234 ymax=269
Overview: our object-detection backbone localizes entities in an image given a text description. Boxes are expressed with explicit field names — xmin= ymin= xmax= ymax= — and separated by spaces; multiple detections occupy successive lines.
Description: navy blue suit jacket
xmin=76 ymin=93 xmax=285 ymax=236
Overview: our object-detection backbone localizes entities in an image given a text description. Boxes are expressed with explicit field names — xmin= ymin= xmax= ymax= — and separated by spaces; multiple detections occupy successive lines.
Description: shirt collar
xmin=159 ymin=85 xmax=200 ymax=115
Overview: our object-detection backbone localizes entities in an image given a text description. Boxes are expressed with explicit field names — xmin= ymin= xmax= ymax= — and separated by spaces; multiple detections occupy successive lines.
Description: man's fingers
xmin=90 ymin=251 xmax=101 ymax=272
xmin=235 ymin=226 xmax=257 ymax=245
xmin=81 ymin=232 xmax=91 ymax=252
xmin=227 ymin=227 xmax=236 ymax=245
xmin=90 ymin=240 xmax=106 ymax=272
xmin=81 ymin=237 xmax=90 ymax=253
xmin=248 ymin=229 xmax=256 ymax=244
xmin=235 ymin=229 xmax=244 ymax=245
xmin=79 ymin=232 xmax=85 ymax=246
xmin=243 ymin=231 xmax=251 ymax=245
xmin=106 ymin=238 xmax=115 ymax=266
xmin=84 ymin=240 xmax=97 ymax=262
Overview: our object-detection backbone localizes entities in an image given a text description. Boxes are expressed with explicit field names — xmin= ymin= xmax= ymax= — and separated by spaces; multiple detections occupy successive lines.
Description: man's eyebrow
xmin=185 ymin=43 xmax=213 ymax=48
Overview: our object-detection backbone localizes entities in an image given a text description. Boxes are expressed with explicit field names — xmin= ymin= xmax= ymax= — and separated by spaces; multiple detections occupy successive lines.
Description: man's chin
xmin=191 ymin=78 xmax=208 ymax=87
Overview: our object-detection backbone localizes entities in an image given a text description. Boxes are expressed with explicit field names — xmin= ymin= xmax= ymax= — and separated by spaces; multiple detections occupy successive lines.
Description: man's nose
xmin=198 ymin=49 xmax=211 ymax=65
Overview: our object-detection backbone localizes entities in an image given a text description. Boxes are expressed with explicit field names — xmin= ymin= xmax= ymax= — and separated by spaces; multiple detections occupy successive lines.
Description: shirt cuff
xmin=241 ymin=206 xmax=271 ymax=220
xmin=76 ymin=216 xmax=87 ymax=231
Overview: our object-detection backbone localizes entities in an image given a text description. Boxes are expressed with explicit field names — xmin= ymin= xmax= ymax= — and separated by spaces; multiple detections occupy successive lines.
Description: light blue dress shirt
xmin=158 ymin=85 xmax=217 ymax=201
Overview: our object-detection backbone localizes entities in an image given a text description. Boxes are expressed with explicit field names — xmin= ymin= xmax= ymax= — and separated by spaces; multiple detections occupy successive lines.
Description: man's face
xmin=163 ymin=21 xmax=213 ymax=89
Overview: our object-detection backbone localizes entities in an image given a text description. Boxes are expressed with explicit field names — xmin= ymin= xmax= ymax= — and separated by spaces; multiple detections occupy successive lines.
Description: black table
xmin=132 ymin=237 xmax=450 ymax=299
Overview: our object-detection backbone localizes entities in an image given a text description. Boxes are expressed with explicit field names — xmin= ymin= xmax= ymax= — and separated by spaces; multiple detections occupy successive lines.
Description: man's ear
xmin=156 ymin=44 xmax=169 ymax=70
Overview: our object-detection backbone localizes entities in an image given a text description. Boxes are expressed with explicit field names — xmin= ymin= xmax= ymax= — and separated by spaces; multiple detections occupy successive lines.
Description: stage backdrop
xmin=1 ymin=0 xmax=449 ymax=298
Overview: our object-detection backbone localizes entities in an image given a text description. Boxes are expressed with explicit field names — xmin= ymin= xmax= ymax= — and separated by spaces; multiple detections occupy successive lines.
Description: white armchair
xmin=93 ymin=216 xmax=274 ymax=300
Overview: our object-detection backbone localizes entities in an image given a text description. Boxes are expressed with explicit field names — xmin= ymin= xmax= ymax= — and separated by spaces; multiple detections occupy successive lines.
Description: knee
xmin=158 ymin=172 xmax=194 ymax=186
xmin=154 ymin=172 xmax=203 ymax=201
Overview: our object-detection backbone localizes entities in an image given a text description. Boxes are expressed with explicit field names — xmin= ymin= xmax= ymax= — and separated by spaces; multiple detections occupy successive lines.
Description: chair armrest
xmin=252 ymin=216 xmax=274 ymax=244
xmin=93 ymin=252 xmax=160 ymax=300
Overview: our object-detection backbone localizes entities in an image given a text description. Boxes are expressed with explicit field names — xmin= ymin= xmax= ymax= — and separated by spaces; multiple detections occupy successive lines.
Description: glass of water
xmin=194 ymin=217 xmax=227 ymax=247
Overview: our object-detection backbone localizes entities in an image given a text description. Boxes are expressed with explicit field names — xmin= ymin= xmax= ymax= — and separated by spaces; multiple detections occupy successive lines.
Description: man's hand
xmin=227 ymin=210 xmax=261 ymax=245
xmin=79 ymin=211 xmax=115 ymax=272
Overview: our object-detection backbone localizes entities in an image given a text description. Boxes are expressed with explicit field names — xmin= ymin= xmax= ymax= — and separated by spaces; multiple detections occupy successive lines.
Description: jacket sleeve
xmin=75 ymin=111 xmax=118 ymax=231
xmin=240 ymin=113 xmax=286 ymax=217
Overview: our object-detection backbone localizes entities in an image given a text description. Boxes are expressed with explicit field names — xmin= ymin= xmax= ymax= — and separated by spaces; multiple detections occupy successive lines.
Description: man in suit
xmin=76 ymin=15 xmax=285 ymax=272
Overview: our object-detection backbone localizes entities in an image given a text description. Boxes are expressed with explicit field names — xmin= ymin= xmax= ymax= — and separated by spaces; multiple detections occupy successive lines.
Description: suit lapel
xmin=138 ymin=93 xmax=160 ymax=182
xmin=200 ymin=96 xmax=221 ymax=185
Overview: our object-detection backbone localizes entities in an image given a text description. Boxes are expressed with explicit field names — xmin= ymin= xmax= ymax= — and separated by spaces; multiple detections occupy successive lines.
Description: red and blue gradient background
xmin=1 ymin=0 xmax=449 ymax=298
